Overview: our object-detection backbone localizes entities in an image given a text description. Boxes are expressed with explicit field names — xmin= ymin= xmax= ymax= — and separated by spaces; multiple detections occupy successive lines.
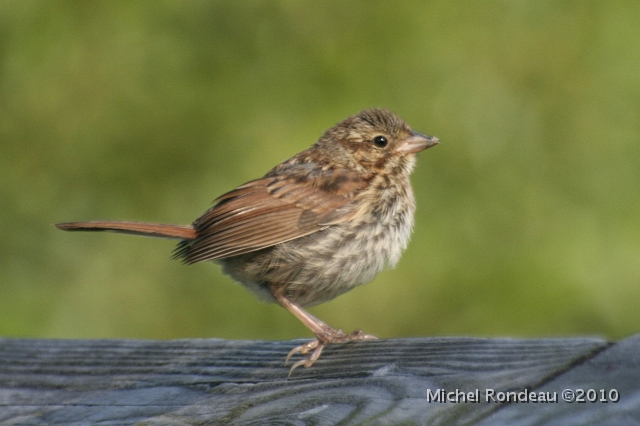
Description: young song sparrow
xmin=56 ymin=108 xmax=439 ymax=373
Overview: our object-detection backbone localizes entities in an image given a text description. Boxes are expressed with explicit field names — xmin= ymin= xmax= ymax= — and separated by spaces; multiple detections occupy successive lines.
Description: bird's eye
xmin=372 ymin=135 xmax=388 ymax=148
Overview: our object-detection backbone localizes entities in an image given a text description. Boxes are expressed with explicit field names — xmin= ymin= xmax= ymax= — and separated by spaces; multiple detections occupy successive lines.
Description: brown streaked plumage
xmin=56 ymin=108 xmax=439 ymax=374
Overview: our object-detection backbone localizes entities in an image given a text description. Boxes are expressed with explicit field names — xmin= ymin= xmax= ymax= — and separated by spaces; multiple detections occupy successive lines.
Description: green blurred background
xmin=1 ymin=1 xmax=639 ymax=342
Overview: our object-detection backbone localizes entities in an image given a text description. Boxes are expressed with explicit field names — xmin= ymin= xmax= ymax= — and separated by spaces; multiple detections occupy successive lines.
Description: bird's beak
xmin=395 ymin=131 xmax=439 ymax=155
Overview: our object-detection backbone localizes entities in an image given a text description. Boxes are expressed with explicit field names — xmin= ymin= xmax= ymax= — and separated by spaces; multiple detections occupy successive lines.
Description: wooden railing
xmin=1 ymin=335 xmax=637 ymax=424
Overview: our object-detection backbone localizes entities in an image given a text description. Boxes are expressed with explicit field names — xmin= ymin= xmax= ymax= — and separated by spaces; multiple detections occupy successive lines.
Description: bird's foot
xmin=285 ymin=328 xmax=377 ymax=376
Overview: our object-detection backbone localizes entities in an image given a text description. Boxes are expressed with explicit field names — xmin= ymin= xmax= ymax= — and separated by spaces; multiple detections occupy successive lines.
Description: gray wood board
xmin=475 ymin=334 xmax=640 ymax=426
xmin=0 ymin=336 xmax=625 ymax=425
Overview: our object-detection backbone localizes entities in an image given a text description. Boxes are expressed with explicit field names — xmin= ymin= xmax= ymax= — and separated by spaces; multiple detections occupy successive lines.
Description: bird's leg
xmin=272 ymin=291 xmax=377 ymax=375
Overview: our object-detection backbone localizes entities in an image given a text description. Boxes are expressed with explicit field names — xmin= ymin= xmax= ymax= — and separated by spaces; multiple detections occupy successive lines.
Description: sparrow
xmin=56 ymin=108 xmax=439 ymax=374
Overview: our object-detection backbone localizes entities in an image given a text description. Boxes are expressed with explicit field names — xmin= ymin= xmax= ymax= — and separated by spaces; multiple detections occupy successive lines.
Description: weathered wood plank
xmin=477 ymin=334 xmax=640 ymax=426
xmin=0 ymin=336 xmax=612 ymax=425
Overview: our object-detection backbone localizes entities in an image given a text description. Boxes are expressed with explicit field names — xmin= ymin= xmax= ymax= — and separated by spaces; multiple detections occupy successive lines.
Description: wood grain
xmin=0 ymin=336 xmax=630 ymax=425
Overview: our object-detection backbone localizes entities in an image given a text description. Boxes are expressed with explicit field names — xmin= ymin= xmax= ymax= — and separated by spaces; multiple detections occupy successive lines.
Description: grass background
xmin=1 ymin=1 xmax=639 ymax=342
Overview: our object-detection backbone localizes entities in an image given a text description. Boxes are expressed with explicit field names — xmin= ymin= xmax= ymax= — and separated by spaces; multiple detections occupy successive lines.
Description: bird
xmin=56 ymin=108 xmax=439 ymax=374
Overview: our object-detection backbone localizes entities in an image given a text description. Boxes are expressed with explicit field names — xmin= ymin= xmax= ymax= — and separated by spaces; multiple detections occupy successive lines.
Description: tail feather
xmin=55 ymin=221 xmax=197 ymax=240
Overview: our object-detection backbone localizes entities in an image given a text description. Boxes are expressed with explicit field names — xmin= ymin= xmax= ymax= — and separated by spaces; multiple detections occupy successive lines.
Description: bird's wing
xmin=174 ymin=166 xmax=371 ymax=263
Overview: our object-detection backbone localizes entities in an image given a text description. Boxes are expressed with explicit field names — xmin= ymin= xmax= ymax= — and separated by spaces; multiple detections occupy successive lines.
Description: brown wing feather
xmin=175 ymin=167 xmax=371 ymax=263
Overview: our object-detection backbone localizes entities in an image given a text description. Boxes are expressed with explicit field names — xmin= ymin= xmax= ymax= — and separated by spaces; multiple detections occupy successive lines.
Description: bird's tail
xmin=55 ymin=221 xmax=197 ymax=240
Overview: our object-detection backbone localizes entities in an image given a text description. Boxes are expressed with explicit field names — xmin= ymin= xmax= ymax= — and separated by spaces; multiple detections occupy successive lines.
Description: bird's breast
xmin=220 ymin=176 xmax=417 ymax=307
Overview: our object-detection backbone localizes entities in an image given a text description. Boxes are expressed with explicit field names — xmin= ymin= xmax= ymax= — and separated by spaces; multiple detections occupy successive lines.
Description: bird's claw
xmin=286 ymin=341 xmax=325 ymax=376
xmin=285 ymin=339 xmax=319 ymax=365
xmin=285 ymin=329 xmax=378 ymax=376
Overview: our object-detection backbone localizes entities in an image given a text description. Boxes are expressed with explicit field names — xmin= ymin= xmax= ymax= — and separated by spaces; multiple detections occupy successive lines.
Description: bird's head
xmin=318 ymin=108 xmax=439 ymax=175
